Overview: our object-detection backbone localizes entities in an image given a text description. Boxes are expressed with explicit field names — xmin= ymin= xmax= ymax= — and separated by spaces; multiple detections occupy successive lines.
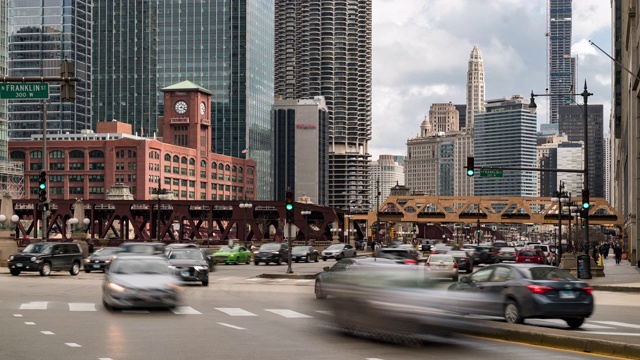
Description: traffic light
xmin=412 ymin=223 xmax=417 ymax=232
xmin=466 ymin=156 xmax=475 ymax=176
xmin=285 ymin=191 xmax=294 ymax=223
xmin=38 ymin=171 xmax=47 ymax=203
xmin=60 ymin=60 xmax=75 ymax=101
xmin=581 ymin=189 xmax=590 ymax=210
xmin=532 ymin=224 xmax=536 ymax=227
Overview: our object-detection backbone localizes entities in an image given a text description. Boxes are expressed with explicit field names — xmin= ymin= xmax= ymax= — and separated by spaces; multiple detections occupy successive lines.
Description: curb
xmin=591 ymin=285 xmax=640 ymax=293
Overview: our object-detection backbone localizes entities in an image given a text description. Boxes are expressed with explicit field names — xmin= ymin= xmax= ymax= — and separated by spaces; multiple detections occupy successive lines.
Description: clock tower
xmin=159 ymin=80 xmax=212 ymax=156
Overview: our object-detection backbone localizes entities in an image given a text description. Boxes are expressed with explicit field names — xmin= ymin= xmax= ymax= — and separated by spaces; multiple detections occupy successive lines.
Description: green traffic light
xmin=467 ymin=169 xmax=475 ymax=177
xmin=285 ymin=204 xmax=293 ymax=211
xmin=582 ymin=202 xmax=590 ymax=209
xmin=39 ymin=183 xmax=46 ymax=190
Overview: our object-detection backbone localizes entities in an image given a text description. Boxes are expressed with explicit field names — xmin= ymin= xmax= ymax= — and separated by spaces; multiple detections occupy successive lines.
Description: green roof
xmin=161 ymin=80 xmax=212 ymax=95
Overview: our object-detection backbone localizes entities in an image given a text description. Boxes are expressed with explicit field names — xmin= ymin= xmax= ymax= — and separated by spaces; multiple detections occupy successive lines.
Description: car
xmin=492 ymin=241 xmax=509 ymax=249
xmin=212 ymin=245 xmax=251 ymax=265
xmin=448 ymin=264 xmax=594 ymax=328
xmin=118 ymin=242 xmax=166 ymax=256
xmin=461 ymin=244 xmax=477 ymax=257
xmin=497 ymin=247 xmax=517 ymax=262
xmin=253 ymin=242 xmax=289 ymax=265
xmin=199 ymin=248 xmax=216 ymax=271
xmin=531 ymin=244 xmax=556 ymax=265
xmin=166 ymin=248 xmax=209 ymax=286
xmin=378 ymin=246 xmax=419 ymax=264
xmin=474 ymin=245 xmax=499 ymax=265
xmin=314 ymin=257 xmax=399 ymax=300
xmin=425 ymin=254 xmax=459 ymax=281
xmin=321 ymin=243 xmax=357 ymax=261
xmin=292 ymin=245 xmax=319 ymax=262
xmin=430 ymin=244 xmax=452 ymax=254
xmin=418 ymin=239 xmax=438 ymax=252
xmin=515 ymin=249 xmax=548 ymax=264
xmin=102 ymin=255 xmax=182 ymax=311
xmin=165 ymin=244 xmax=216 ymax=272
xmin=83 ymin=246 xmax=120 ymax=272
xmin=7 ymin=242 xmax=83 ymax=276
xmin=448 ymin=250 xmax=474 ymax=273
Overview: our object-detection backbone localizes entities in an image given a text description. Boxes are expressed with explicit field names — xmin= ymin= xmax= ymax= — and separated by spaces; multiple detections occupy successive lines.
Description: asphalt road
xmin=1 ymin=266 xmax=639 ymax=360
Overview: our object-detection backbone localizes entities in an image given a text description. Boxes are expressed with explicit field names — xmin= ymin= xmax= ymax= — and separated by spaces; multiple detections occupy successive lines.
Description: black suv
xmin=474 ymin=245 xmax=499 ymax=265
xmin=8 ymin=242 xmax=83 ymax=276
xmin=253 ymin=242 xmax=289 ymax=265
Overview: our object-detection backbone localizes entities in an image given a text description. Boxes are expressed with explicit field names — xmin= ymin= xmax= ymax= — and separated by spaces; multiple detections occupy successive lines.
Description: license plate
xmin=525 ymin=259 xmax=531 ymax=262
xmin=181 ymin=271 xmax=190 ymax=276
xmin=93 ymin=264 xmax=101 ymax=268
xmin=560 ymin=290 xmax=575 ymax=299
xmin=16 ymin=263 xmax=23 ymax=267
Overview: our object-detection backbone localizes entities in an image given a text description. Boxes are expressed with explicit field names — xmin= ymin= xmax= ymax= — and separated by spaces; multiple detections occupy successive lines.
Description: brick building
xmin=8 ymin=81 xmax=256 ymax=201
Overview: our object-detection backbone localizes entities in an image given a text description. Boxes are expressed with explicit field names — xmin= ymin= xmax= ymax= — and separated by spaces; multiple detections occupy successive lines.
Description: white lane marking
xmin=265 ymin=309 xmax=312 ymax=318
xmin=315 ymin=310 xmax=334 ymax=316
xmin=295 ymin=279 xmax=313 ymax=283
xmin=20 ymin=302 xmax=48 ymax=310
xmin=65 ymin=343 xmax=82 ymax=347
xmin=99 ymin=358 xmax=114 ymax=360
xmin=13 ymin=314 xmax=23 ymax=317
xmin=217 ymin=322 xmax=245 ymax=330
xmin=41 ymin=331 xmax=55 ymax=335
xmin=171 ymin=306 xmax=202 ymax=315
xmin=591 ymin=321 xmax=640 ymax=329
xmin=366 ymin=358 xmax=385 ymax=360
xmin=246 ymin=278 xmax=262 ymax=281
xmin=271 ymin=278 xmax=287 ymax=282
xmin=587 ymin=331 xmax=640 ymax=336
xmin=215 ymin=308 xmax=257 ymax=316
xmin=25 ymin=322 xmax=35 ymax=325
xmin=526 ymin=319 xmax=614 ymax=329
xmin=216 ymin=277 xmax=230 ymax=281
xmin=69 ymin=303 xmax=97 ymax=312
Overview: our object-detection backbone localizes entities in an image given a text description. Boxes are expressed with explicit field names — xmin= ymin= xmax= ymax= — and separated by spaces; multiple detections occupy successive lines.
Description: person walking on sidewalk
xmin=614 ymin=244 xmax=623 ymax=265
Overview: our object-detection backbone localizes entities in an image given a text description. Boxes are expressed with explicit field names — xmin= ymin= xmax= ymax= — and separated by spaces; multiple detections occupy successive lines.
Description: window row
xmin=12 ymin=150 xmax=105 ymax=159
xmin=29 ymin=162 xmax=106 ymax=171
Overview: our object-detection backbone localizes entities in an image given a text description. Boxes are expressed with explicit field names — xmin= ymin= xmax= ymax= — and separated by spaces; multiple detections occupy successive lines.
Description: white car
xmin=425 ymin=254 xmax=459 ymax=281
xmin=321 ymin=244 xmax=357 ymax=261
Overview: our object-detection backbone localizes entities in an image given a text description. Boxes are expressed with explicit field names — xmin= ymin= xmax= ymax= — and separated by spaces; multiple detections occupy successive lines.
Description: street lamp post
xmin=301 ymin=208 xmax=311 ymax=244
xmin=529 ymin=81 xmax=592 ymax=278
xmin=551 ymin=182 xmax=569 ymax=266
xmin=239 ymin=198 xmax=253 ymax=248
xmin=569 ymin=198 xmax=579 ymax=252
xmin=152 ymin=176 xmax=170 ymax=243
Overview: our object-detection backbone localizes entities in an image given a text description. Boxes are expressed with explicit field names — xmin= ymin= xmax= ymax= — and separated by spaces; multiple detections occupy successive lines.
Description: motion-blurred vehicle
xmin=448 ymin=264 xmax=593 ymax=328
xmin=253 ymin=242 xmax=289 ymax=265
xmin=165 ymin=244 xmax=215 ymax=271
xmin=8 ymin=242 xmax=83 ymax=276
xmin=425 ymin=254 xmax=459 ymax=281
xmin=321 ymin=243 xmax=357 ymax=261
xmin=166 ymin=248 xmax=209 ymax=286
xmin=461 ymin=244 xmax=477 ymax=257
xmin=213 ymin=245 xmax=251 ymax=265
xmin=531 ymin=244 xmax=556 ymax=265
xmin=102 ymin=255 xmax=182 ymax=311
xmin=492 ymin=241 xmax=508 ymax=249
xmin=498 ymin=247 xmax=517 ymax=262
xmin=474 ymin=245 xmax=499 ymax=265
xmin=515 ymin=249 xmax=548 ymax=264
xmin=378 ymin=245 xmax=419 ymax=264
xmin=83 ymin=247 xmax=120 ymax=273
xmin=292 ymin=245 xmax=319 ymax=262
xmin=448 ymin=250 xmax=474 ymax=273
xmin=199 ymin=248 xmax=216 ymax=271
xmin=118 ymin=242 xmax=166 ymax=256
xmin=429 ymin=244 xmax=452 ymax=254
xmin=418 ymin=239 xmax=438 ymax=252
xmin=315 ymin=257 xmax=398 ymax=300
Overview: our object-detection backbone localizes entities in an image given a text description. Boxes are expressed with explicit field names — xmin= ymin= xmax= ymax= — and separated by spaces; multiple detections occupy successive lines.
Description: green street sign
xmin=0 ymin=83 xmax=50 ymax=99
xmin=480 ymin=169 xmax=503 ymax=177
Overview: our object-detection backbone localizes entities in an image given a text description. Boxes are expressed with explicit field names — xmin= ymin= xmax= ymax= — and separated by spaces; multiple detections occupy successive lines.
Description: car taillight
xmin=453 ymin=262 xmax=458 ymax=269
xmin=432 ymin=250 xmax=439 ymax=254
xmin=498 ymin=252 xmax=503 ymax=255
xmin=425 ymin=262 xmax=430 ymax=267
xmin=458 ymin=258 xmax=467 ymax=262
xmin=536 ymin=257 xmax=541 ymax=263
xmin=403 ymin=259 xmax=417 ymax=265
xmin=583 ymin=286 xmax=593 ymax=295
xmin=526 ymin=284 xmax=553 ymax=294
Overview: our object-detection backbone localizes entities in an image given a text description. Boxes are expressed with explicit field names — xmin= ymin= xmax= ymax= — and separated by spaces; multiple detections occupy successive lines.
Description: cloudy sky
xmin=369 ymin=0 xmax=613 ymax=159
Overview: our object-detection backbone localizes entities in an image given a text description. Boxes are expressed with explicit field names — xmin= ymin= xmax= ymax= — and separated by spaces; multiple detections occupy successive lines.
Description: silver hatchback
xmin=425 ymin=254 xmax=459 ymax=281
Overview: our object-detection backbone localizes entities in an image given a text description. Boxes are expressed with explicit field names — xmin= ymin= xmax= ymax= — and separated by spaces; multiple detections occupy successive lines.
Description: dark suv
xmin=8 ymin=242 xmax=83 ymax=276
xmin=474 ymin=245 xmax=499 ymax=265
xmin=253 ymin=242 xmax=289 ymax=265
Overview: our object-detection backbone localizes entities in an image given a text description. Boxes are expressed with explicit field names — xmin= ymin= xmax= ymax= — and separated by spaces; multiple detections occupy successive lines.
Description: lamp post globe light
xmin=239 ymin=198 xmax=253 ymax=247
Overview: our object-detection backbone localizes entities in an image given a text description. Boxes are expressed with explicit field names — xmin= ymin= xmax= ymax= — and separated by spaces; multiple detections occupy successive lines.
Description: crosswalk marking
xmin=20 ymin=302 xmax=48 ymax=310
xmin=527 ymin=319 xmax=614 ymax=329
xmin=215 ymin=307 xmax=257 ymax=316
xmin=218 ymin=322 xmax=245 ymax=330
xmin=315 ymin=310 xmax=334 ymax=316
xmin=171 ymin=306 xmax=202 ymax=315
xmin=588 ymin=331 xmax=640 ymax=336
xmin=591 ymin=321 xmax=640 ymax=329
xmin=265 ymin=309 xmax=312 ymax=318
xmin=65 ymin=343 xmax=82 ymax=347
xmin=25 ymin=322 xmax=35 ymax=325
xmin=69 ymin=303 xmax=97 ymax=312
xmin=295 ymin=279 xmax=313 ymax=283
xmin=13 ymin=314 xmax=22 ymax=317
xmin=41 ymin=331 xmax=54 ymax=335
xmin=246 ymin=278 xmax=262 ymax=281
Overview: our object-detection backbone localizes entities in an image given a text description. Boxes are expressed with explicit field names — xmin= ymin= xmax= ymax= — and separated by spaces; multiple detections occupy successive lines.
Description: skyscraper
xmin=548 ymin=0 xmax=576 ymax=124
xmin=7 ymin=0 xmax=92 ymax=140
xmin=274 ymin=0 xmax=373 ymax=209
xmin=428 ymin=103 xmax=459 ymax=134
xmin=466 ymin=45 xmax=485 ymax=129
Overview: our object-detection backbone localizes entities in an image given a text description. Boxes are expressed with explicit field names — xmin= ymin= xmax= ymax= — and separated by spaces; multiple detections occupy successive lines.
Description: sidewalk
xmin=586 ymin=252 xmax=640 ymax=292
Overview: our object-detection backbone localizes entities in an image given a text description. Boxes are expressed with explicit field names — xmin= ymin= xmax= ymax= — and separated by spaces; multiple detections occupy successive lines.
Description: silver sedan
xmin=321 ymin=243 xmax=357 ymax=261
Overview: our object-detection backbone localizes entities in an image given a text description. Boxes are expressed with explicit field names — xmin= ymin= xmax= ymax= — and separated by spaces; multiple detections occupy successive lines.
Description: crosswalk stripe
xmin=20 ymin=302 xmax=48 ymax=310
xmin=218 ymin=322 xmax=245 ymax=330
xmin=69 ymin=303 xmax=97 ymax=312
xmin=315 ymin=310 xmax=334 ymax=316
xmin=65 ymin=343 xmax=82 ymax=348
xmin=587 ymin=331 xmax=640 ymax=336
xmin=591 ymin=321 xmax=640 ymax=329
xmin=246 ymin=278 xmax=262 ymax=281
xmin=41 ymin=331 xmax=54 ymax=335
xmin=171 ymin=306 xmax=202 ymax=315
xmin=265 ymin=309 xmax=312 ymax=318
xmin=526 ymin=319 xmax=614 ymax=329
xmin=215 ymin=307 xmax=257 ymax=316
xmin=295 ymin=279 xmax=313 ymax=283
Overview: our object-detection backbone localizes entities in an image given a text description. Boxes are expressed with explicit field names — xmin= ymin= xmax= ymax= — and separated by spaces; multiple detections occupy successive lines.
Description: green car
xmin=213 ymin=246 xmax=251 ymax=265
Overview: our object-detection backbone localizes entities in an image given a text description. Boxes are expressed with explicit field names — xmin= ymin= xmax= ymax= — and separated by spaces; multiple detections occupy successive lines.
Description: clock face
xmin=174 ymin=100 xmax=188 ymax=115
xmin=200 ymin=102 xmax=206 ymax=115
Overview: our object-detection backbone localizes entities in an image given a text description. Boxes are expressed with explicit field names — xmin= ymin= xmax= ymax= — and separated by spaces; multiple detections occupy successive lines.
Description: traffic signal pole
xmin=42 ymin=100 xmax=48 ymax=241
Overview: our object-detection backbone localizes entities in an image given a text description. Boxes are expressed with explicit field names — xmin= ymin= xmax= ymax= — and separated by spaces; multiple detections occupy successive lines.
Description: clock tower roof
xmin=161 ymin=80 xmax=212 ymax=95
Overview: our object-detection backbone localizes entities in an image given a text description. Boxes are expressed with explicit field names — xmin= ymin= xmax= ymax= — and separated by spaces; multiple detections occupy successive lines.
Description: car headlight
xmin=9 ymin=255 xmax=14 ymax=261
xmin=83 ymin=258 xmax=90 ymax=263
xmin=253 ymin=251 xmax=259 ymax=254
xmin=168 ymin=265 xmax=176 ymax=270
xmin=272 ymin=252 xmax=279 ymax=255
xmin=108 ymin=282 xmax=126 ymax=292
xmin=194 ymin=266 xmax=208 ymax=271
xmin=105 ymin=259 xmax=111 ymax=264
xmin=30 ymin=256 xmax=37 ymax=262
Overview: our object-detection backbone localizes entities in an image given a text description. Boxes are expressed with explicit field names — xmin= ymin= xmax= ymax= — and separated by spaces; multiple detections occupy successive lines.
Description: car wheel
xmin=294 ymin=259 xmax=299 ymax=263
xmin=452 ymin=275 xmax=458 ymax=282
xmin=564 ymin=317 xmax=585 ymax=329
xmin=10 ymin=269 xmax=20 ymax=276
xmin=69 ymin=262 xmax=80 ymax=276
xmin=254 ymin=261 xmax=259 ymax=265
xmin=504 ymin=300 xmax=524 ymax=324
xmin=202 ymin=279 xmax=209 ymax=287
xmin=322 ymin=257 xmax=327 ymax=261
xmin=84 ymin=268 xmax=91 ymax=273
xmin=315 ymin=255 xmax=319 ymax=262
xmin=352 ymin=252 xmax=357 ymax=258
xmin=40 ymin=262 xmax=51 ymax=276
xmin=234 ymin=258 xmax=239 ymax=265
xmin=276 ymin=258 xmax=281 ymax=265
xmin=102 ymin=299 xmax=116 ymax=312
xmin=305 ymin=256 xmax=310 ymax=263
xmin=315 ymin=280 xmax=327 ymax=300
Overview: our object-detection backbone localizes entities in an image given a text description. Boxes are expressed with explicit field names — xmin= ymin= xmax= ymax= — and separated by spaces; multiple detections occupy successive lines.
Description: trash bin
xmin=577 ymin=254 xmax=592 ymax=279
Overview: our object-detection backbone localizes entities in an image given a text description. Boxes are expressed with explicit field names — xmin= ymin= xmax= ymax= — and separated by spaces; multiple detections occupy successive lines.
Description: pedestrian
xmin=614 ymin=245 xmax=623 ymax=265
xmin=591 ymin=244 xmax=598 ymax=261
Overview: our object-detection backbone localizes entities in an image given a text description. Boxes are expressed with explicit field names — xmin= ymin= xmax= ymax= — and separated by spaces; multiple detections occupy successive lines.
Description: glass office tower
xmin=7 ymin=0 xmax=92 ymax=140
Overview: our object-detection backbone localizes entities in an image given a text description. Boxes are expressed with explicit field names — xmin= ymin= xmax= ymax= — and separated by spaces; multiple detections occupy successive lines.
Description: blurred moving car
xmin=102 ymin=255 xmax=182 ymax=311
xmin=498 ymin=247 xmax=517 ymax=262
xmin=425 ymin=254 xmax=459 ymax=281
xmin=199 ymin=248 xmax=216 ymax=271
xmin=418 ymin=239 xmax=438 ymax=252
xmin=321 ymin=243 xmax=357 ymax=261
xmin=253 ymin=242 xmax=289 ymax=265
xmin=118 ymin=242 xmax=166 ymax=256
xmin=430 ymin=244 xmax=452 ymax=254
xmin=461 ymin=244 xmax=477 ymax=258
xmin=212 ymin=245 xmax=251 ymax=265
xmin=448 ymin=250 xmax=474 ymax=273
xmin=378 ymin=245 xmax=419 ymax=264
xmin=315 ymin=257 xmax=398 ymax=300
xmin=84 ymin=247 xmax=120 ymax=273
xmin=8 ymin=242 xmax=83 ymax=276
xmin=515 ymin=249 xmax=548 ymax=264
xmin=448 ymin=264 xmax=593 ymax=328
xmin=166 ymin=248 xmax=209 ymax=286
xmin=292 ymin=245 xmax=319 ymax=263
xmin=165 ymin=243 xmax=215 ymax=272
xmin=474 ymin=245 xmax=499 ymax=265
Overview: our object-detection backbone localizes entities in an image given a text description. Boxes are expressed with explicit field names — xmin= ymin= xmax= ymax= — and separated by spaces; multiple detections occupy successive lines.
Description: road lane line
xmin=526 ymin=319 xmax=614 ymax=329
xmin=171 ymin=306 xmax=202 ymax=315
xmin=65 ymin=343 xmax=82 ymax=347
xmin=265 ymin=309 xmax=312 ymax=318
xmin=315 ymin=310 xmax=334 ymax=316
xmin=24 ymin=322 xmax=35 ymax=325
xmin=215 ymin=307 xmax=257 ymax=316
xmin=590 ymin=321 xmax=640 ymax=329
xmin=69 ymin=303 xmax=97 ymax=312
xmin=217 ymin=322 xmax=245 ymax=330
xmin=20 ymin=301 xmax=48 ymax=310
xmin=246 ymin=278 xmax=262 ymax=281
xmin=13 ymin=314 xmax=22 ymax=317
xmin=295 ymin=279 xmax=313 ymax=283
xmin=41 ymin=331 xmax=54 ymax=335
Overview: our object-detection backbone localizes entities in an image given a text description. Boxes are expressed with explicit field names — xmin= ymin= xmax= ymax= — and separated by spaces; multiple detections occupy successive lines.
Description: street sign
xmin=0 ymin=82 xmax=49 ymax=99
xmin=480 ymin=169 xmax=503 ymax=177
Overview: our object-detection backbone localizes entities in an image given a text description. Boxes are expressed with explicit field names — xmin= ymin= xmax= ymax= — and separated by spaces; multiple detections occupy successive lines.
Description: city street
xmin=1 ymin=263 xmax=639 ymax=360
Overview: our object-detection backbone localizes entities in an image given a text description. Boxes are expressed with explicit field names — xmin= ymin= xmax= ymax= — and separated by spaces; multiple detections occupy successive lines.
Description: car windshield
xmin=22 ymin=243 xmax=51 ymax=254
xmin=449 ymin=251 xmax=467 ymax=257
xmin=526 ymin=267 xmax=577 ymax=281
xmin=120 ymin=244 xmax=162 ymax=254
xmin=292 ymin=246 xmax=311 ymax=253
xmin=326 ymin=244 xmax=344 ymax=250
xmin=112 ymin=259 xmax=171 ymax=275
xmin=169 ymin=249 xmax=204 ymax=260
xmin=218 ymin=246 xmax=238 ymax=253
xmin=429 ymin=255 xmax=454 ymax=262
xmin=380 ymin=249 xmax=411 ymax=256
xmin=93 ymin=248 xmax=119 ymax=256
xmin=518 ymin=251 xmax=537 ymax=256
xmin=260 ymin=243 xmax=281 ymax=251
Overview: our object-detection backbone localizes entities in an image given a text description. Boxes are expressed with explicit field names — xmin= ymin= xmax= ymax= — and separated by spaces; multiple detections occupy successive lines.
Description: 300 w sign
xmin=0 ymin=83 xmax=50 ymax=99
